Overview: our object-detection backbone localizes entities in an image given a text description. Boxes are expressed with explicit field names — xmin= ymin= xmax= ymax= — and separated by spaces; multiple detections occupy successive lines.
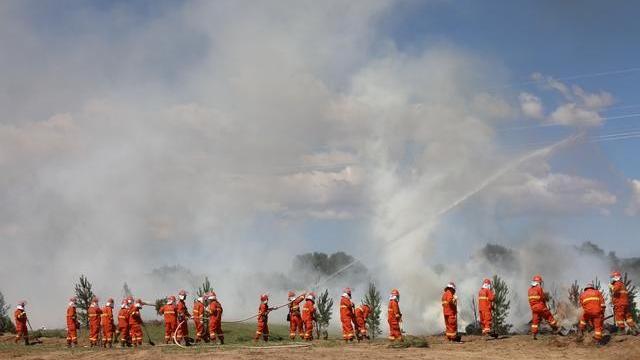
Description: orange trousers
xmin=341 ymin=319 xmax=355 ymax=340
xmin=89 ymin=324 xmax=100 ymax=344
xmin=164 ymin=321 xmax=177 ymax=343
xmin=118 ymin=324 xmax=129 ymax=343
xmin=388 ymin=320 xmax=402 ymax=340
xmin=176 ymin=320 xmax=189 ymax=341
xmin=209 ymin=318 xmax=224 ymax=341
xmin=289 ymin=314 xmax=303 ymax=339
xmin=613 ymin=304 xmax=636 ymax=330
xmin=356 ymin=317 xmax=368 ymax=338
xmin=255 ymin=320 xmax=269 ymax=340
xmin=531 ymin=308 xmax=557 ymax=334
xmin=14 ymin=324 xmax=27 ymax=342
xmin=479 ymin=310 xmax=492 ymax=334
xmin=194 ymin=319 xmax=204 ymax=341
xmin=303 ymin=319 xmax=314 ymax=340
xmin=102 ymin=323 xmax=114 ymax=343
xmin=579 ymin=312 xmax=603 ymax=340
xmin=444 ymin=314 xmax=457 ymax=340
xmin=66 ymin=324 xmax=78 ymax=345
xmin=130 ymin=324 xmax=143 ymax=345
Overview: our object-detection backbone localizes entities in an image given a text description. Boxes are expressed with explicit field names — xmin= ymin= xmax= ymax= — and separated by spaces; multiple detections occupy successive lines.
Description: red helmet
xmin=260 ymin=293 xmax=269 ymax=302
xmin=18 ymin=300 xmax=26 ymax=306
xmin=446 ymin=282 xmax=456 ymax=290
xmin=178 ymin=290 xmax=187 ymax=296
xmin=483 ymin=278 xmax=492 ymax=285
xmin=306 ymin=291 xmax=316 ymax=300
xmin=287 ymin=290 xmax=295 ymax=298
xmin=585 ymin=282 xmax=594 ymax=290
xmin=107 ymin=298 xmax=114 ymax=303
xmin=168 ymin=295 xmax=176 ymax=302
xmin=532 ymin=275 xmax=543 ymax=283
xmin=127 ymin=296 xmax=134 ymax=303
xmin=611 ymin=271 xmax=622 ymax=278
xmin=343 ymin=287 xmax=352 ymax=295
xmin=391 ymin=288 xmax=400 ymax=296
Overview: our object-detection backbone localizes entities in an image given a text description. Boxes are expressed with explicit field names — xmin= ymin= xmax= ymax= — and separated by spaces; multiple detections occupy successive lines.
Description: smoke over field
xmin=0 ymin=1 xmax=637 ymax=333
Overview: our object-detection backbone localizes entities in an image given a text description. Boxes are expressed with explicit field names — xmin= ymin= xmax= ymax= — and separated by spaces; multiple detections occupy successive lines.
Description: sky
xmin=1 ymin=0 xmax=639 ymax=331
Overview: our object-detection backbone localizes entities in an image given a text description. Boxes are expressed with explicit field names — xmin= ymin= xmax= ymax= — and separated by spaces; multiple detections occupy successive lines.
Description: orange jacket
xmin=301 ymin=299 xmax=315 ymax=322
xmin=355 ymin=304 xmax=370 ymax=324
xmin=192 ymin=301 xmax=205 ymax=322
xmin=117 ymin=307 xmax=130 ymax=328
xmin=88 ymin=304 xmax=102 ymax=328
xmin=289 ymin=296 xmax=304 ymax=316
xmin=388 ymin=299 xmax=401 ymax=323
xmin=160 ymin=304 xmax=177 ymax=323
xmin=208 ymin=300 xmax=223 ymax=321
xmin=478 ymin=288 xmax=495 ymax=312
xmin=610 ymin=281 xmax=629 ymax=307
xmin=580 ymin=288 xmax=605 ymax=315
xmin=177 ymin=301 xmax=190 ymax=321
xmin=340 ymin=297 xmax=354 ymax=321
xmin=67 ymin=306 xmax=78 ymax=329
xmin=14 ymin=309 xmax=27 ymax=326
xmin=528 ymin=286 xmax=548 ymax=311
xmin=258 ymin=302 xmax=269 ymax=323
xmin=101 ymin=306 xmax=114 ymax=329
xmin=128 ymin=306 xmax=142 ymax=325
xmin=442 ymin=289 xmax=457 ymax=316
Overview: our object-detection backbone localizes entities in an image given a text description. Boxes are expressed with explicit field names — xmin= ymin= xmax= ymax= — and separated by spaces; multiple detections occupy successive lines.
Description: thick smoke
xmin=0 ymin=0 xmax=627 ymax=332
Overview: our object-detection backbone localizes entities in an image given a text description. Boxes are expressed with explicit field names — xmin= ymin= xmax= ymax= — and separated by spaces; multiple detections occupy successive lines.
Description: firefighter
xmin=609 ymin=271 xmax=638 ymax=335
xmin=176 ymin=290 xmax=191 ymax=345
xmin=117 ymin=299 xmax=131 ymax=347
xmin=528 ymin=275 xmax=558 ymax=340
xmin=340 ymin=288 xmax=356 ymax=342
xmin=578 ymin=282 xmax=606 ymax=344
xmin=13 ymin=301 xmax=28 ymax=345
xmin=193 ymin=295 xmax=206 ymax=343
xmin=101 ymin=298 xmax=115 ymax=347
xmin=478 ymin=278 xmax=496 ymax=336
xmin=287 ymin=290 xmax=305 ymax=340
xmin=255 ymin=294 xmax=272 ymax=342
xmin=159 ymin=296 xmax=177 ymax=344
xmin=207 ymin=292 xmax=224 ymax=345
xmin=355 ymin=303 xmax=371 ymax=340
xmin=66 ymin=297 xmax=79 ymax=347
xmin=388 ymin=289 xmax=403 ymax=341
xmin=442 ymin=282 xmax=461 ymax=342
xmin=128 ymin=299 xmax=144 ymax=347
xmin=301 ymin=292 xmax=316 ymax=341
xmin=88 ymin=297 xmax=102 ymax=347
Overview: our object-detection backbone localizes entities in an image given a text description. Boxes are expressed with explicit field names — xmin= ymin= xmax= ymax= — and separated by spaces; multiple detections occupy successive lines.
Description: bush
xmin=363 ymin=282 xmax=382 ymax=339
xmin=491 ymin=275 xmax=512 ymax=335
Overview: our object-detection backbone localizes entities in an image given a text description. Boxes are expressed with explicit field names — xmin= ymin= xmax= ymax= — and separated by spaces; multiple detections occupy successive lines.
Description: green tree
xmin=568 ymin=280 xmax=580 ymax=308
xmin=465 ymin=296 xmax=482 ymax=335
xmin=74 ymin=274 xmax=95 ymax=328
xmin=155 ymin=298 xmax=168 ymax=316
xmin=122 ymin=282 xmax=133 ymax=299
xmin=315 ymin=289 xmax=333 ymax=340
xmin=196 ymin=277 xmax=213 ymax=341
xmin=196 ymin=277 xmax=213 ymax=297
xmin=491 ymin=275 xmax=512 ymax=335
xmin=363 ymin=282 xmax=382 ymax=339
xmin=622 ymin=273 xmax=638 ymax=323
xmin=0 ymin=291 xmax=15 ymax=334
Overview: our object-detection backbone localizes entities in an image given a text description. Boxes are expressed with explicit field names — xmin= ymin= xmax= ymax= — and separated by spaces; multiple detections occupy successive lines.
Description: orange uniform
xmin=610 ymin=279 xmax=637 ymax=331
xmin=442 ymin=287 xmax=458 ymax=340
xmin=13 ymin=306 xmax=28 ymax=344
xmin=355 ymin=304 xmax=371 ymax=339
xmin=301 ymin=296 xmax=316 ymax=341
xmin=88 ymin=302 xmax=102 ymax=346
xmin=207 ymin=297 xmax=224 ymax=343
xmin=528 ymin=283 xmax=557 ymax=335
xmin=478 ymin=286 xmax=495 ymax=335
xmin=128 ymin=303 xmax=143 ymax=346
xmin=288 ymin=293 xmax=305 ymax=340
xmin=101 ymin=304 xmax=115 ymax=346
xmin=388 ymin=297 xmax=402 ymax=341
xmin=159 ymin=302 xmax=177 ymax=344
xmin=578 ymin=286 xmax=606 ymax=341
xmin=192 ymin=299 xmax=205 ymax=342
xmin=176 ymin=299 xmax=190 ymax=343
xmin=340 ymin=293 xmax=355 ymax=341
xmin=117 ymin=303 xmax=130 ymax=345
xmin=66 ymin=302 xmax=79 ymax=346
xmin=255 ymin=297 xmax=270 ymax=341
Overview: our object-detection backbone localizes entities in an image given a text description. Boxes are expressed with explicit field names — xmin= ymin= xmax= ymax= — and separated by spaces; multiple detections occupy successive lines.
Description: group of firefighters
xmin=9 ymin=271 xmax=638 ymax=347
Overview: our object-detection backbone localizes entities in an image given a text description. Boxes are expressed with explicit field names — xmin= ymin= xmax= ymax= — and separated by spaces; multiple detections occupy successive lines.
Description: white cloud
xmin=549 ymin=103 xmax=603 ymax=127
xmin=519 ymin=92 xmax=544 ymax=120
xmin=626 ymin=179 xmax=640 ymax=216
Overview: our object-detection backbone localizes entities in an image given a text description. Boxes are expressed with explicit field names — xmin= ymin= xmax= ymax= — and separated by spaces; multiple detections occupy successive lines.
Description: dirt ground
xmin=2 ymin=334 xmax=640 ymax=359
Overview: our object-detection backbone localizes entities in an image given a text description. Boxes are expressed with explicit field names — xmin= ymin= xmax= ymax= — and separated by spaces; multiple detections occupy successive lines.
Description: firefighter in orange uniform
xmin=478 ymin=278 xmax=495 ymax=336
xmin=340 ymin=288 xmax=356 ymax=342
xmin=128 ymin=299 xmax=144 ymax=346
xmin=159 ymin=295 xmax=177 ymax=344
xmin=388 ymin=289 xmax=403 ymax=341
xmin=301 ymin=292 xmax=316 ymax=341
xmin=66 ymin=297 xmax=79 ymax=347
xmin=528 ymin=275 xmax=558 ymax=339
xmin=207 ymin=292 xmax=224 ymax=344
xmin=176 ymin=290 xmax=191 ymax=345
xmin=88 ymin=297 xmax=102 ymax=347
xmin=287 ymin=291 xmax=305 ymax=340
xmin=117 ymin=299 xmax=131 ymax=347
xmin=101 ymin=298 xmax=115 ymax=347
xmin=609 ymin=271 xmax=638 ymax=335
xmin=578 ymin=282 xmax=606 ymax=343
xmin=355 ymin=303 xmax=371 ymax=340
xmin=255 ymin=294 xmax=272 ymax=342
xmin=13 ymin=301 xmax=28 ymax=345
xmin=192 ymin=295 xmax=206 ymax=343
xmin=442 ymin=282 xmax=461 ymax=342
